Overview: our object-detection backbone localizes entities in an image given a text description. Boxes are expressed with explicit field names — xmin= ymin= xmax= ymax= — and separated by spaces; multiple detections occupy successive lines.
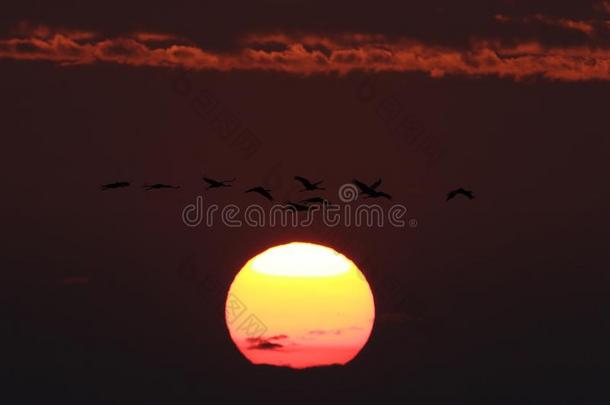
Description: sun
xmin=225 ymin=242 xmax=375 ymax=369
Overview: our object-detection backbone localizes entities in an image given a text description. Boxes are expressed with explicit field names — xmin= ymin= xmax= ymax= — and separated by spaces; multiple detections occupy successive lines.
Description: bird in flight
xmin=143 ymin=183 xmax=180 ymax=190
xmin=246 ymin=186 xmax=273 ymax=201
xmin=101 ymin=181 xmax=130 ymax=190
xmin=283 ymin=201 xmax=312 ymax=212
xmin=294 ymin=176 xmax=325 ymax=191
xmin=299 ymin=197 xmax=330 ymax=205
xmin=446 ymin=188 xmax=475 ymax=201
xmin=203 ymin=177 xmax=236 ymax=189
xmin=352 ymin=179 xmax=392 ymax=199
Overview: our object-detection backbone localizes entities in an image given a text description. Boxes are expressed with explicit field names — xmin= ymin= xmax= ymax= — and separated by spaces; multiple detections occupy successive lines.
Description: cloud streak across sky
xmin=494 ymin=14 xmax=597 ymax=36
xmin=0 ymin=24 xmax=608 ymax=81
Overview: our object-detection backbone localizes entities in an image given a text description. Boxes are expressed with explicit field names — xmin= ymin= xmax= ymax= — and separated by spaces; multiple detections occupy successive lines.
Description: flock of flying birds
xmin=101 ymin=176 xmax=474 ymax=204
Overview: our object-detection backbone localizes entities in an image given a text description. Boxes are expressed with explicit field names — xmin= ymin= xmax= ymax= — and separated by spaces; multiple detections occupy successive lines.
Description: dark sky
xmin=2 ymin=1 xmax=609 ymax=403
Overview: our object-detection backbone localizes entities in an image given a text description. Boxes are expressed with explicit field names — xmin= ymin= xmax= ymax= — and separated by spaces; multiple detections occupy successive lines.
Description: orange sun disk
xmin=225 ymin=242 xmax=375 ymax=369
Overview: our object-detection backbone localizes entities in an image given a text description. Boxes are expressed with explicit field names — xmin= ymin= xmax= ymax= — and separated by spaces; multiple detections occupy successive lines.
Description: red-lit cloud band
xmin=1 ymin=28 xmax=608 ymax=81
xmin=494 ymin=14 xmax=597 ymax=36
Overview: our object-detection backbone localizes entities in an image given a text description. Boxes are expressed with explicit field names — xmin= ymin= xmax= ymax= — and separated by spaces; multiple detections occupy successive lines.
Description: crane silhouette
xmin=294 ymin=176 xmax=325 ymax=191
xmin=446 ymin=188 xmax=474 ymax=201
xmin=352 ymin=179 xmax=392 ymax=199
xmin=143 ymin=183 xmax=180 ymax=190
xmin=246 ymin=186 xmax=273 ymax=201
xmin=203 ymin=177 xmax=236 ymax=189
xmin=101 ymin=181 xmax=130 ymax=190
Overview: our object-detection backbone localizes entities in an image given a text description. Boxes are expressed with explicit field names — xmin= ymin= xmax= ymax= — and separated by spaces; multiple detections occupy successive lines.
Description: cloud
xmin=0 ymin=27 xmax=608 ymax=81
xmin=132 ymin=32 xmax=179 ymax=43
xmin=307 ymin=326 xmax=363 ymax=335
xmin=495 ymin=14 xmax=597 ymax=36
xmin=12 ymin=21 xmax=97 ymax=41
xmin=246 ymin=335 xmax=288 ymax=350
xmin=308 ymin=329 xmax=342 ymax=336
xmin=249 ymin=341 xmax=283 ymax=350
xmin=266 ymin=334 xmax=288 ymax=340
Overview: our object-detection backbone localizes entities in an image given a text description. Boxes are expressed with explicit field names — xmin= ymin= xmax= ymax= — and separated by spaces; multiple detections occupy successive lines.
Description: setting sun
xmin=225 ymin=242 xmax=375 ymax=369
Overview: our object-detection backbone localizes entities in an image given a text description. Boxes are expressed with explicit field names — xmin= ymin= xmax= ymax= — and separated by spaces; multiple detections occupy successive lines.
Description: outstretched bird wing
xmin=352 ymin=179 xmax=372 ymax=193
xmin=448 ymin=188 xmax=474 ymax=199
xmin=462 ymin=189 xmax=475 ymax=199
xmin=294 ymin=176 xmax=313 ymax=188
xmin=260 ymin=190 xmax=273 ymax=200
xmin=101 ymin=181 xmax=130 ymax=190
xmin=370 ymin=179 xmax=382 ymax=189
xmin=246 ymin=187 xmax=273 ymax=200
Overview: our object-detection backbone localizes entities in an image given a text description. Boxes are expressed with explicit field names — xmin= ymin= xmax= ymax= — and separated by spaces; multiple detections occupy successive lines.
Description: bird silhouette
xmin=446 ymin=188 xmax=474 ymax=201
xmin=283 ymin=201 xmax=311 ymax=212
xmin=352 ymin=179 xmax=392 ymax=199
xmin=246 ymin=186 xmax=273 ymax=201
xmin=203 ymin=177 xmax=236 ymax=189
xmin=101 ymin=181 xmax=130 ymax=190
xmin=299 ymin=197 xmax=330 ymax=205
xmin=294 ymin=176 xmax=325 ymax=191
xmin=143 ymin=183 xmax=180 ymax=190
